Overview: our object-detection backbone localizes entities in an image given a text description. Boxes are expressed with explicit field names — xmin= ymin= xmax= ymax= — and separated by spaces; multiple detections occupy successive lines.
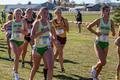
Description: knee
xmin=99 ymin=60 xmax=106 ymax=66
xmin=32 ymin=64 xmax=39 ymax=71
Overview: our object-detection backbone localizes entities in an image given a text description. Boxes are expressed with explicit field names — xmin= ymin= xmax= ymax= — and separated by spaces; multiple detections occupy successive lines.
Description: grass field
xmin=0 ymin=21 xmax=119 ymax=80
xmin=0 ymin=5 xmax=119 ymax=80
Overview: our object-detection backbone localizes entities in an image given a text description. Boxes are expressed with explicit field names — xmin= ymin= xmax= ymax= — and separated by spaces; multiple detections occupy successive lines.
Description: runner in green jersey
xmin=29 ymin=7 xmax=57 ymax=80
xmin=2 ymin=12 xmax=13 ymax=60
xmin=87 ymin=5 xmax=115 ymax=80
xmin=4 ymin=8 xmax=28 ymax=80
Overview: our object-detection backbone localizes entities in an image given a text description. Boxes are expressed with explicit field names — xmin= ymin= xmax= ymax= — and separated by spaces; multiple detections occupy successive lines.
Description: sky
xmin=0 ymin=0 xmax=120 ymax=4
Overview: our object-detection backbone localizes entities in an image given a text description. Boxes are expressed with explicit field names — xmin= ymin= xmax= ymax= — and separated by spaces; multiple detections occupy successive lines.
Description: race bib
xmin=99 ymin=35 xmax=108 ymax=42
xmin=40 ymin=36 xmax=50 ymax=45
xmin=14 ymin=33 xmax=20 ymax=39
xmin=13 ymin=32 xmax=24 ymax=40
xmin=56 ymin=29 xmax=64 ymax=35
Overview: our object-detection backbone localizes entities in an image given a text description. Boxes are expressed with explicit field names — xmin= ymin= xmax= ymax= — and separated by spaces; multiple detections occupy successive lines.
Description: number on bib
xmin=56 ymin=29 xmax=64 ymax=35
xmin=40 ymin=36 xmax=50 ymax=45
xmin=99 ymin=35 xmax=108 ymax=42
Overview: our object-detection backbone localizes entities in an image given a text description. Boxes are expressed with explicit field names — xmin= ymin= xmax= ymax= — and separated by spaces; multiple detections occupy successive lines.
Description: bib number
xmin=15 ymin=33 xmax=20 ymax=38
xmin=56 ymin=29 xmax=64 ymax=35
xmin=13 ymin=32 xmax=24 ymax=40
xmin=99 ymin=35 xmax=108 ymax=42
xmin=40 ymin=36 xmax=50 ymax=45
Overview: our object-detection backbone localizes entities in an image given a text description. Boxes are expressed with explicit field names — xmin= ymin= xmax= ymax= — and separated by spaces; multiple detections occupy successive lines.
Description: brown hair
xmin=8 ymin=13 xmax=13 ymax=20
xmin=13 ymin=8 xmax=23 ymax=18
xmin=36 ymin=7 xmax=48 ymax=20
xmin=54 ymin=7 xmax=62 ymax=14
xmin=101 ymin=5 xmax=110 ymax=12
xmin=25 ymin=8 xmax=32 ymax=17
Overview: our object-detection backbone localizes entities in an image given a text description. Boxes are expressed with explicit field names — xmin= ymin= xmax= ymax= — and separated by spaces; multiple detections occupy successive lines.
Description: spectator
xmin=75 ymin=11 xmax=82 ymax=33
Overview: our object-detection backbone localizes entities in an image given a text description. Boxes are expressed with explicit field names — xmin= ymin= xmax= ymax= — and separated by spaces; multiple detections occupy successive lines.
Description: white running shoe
xmin=13 ymin=71 xmax=19 ymax=80
xmin=115 ymin=75 xmax=119 ymax=80
xmin=91 ymin=66 xmax=97 ymax=79
xmin=93 ymin=77 xmax=98 ymax=80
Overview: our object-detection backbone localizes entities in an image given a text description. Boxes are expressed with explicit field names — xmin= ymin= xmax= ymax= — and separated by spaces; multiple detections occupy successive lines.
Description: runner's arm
xmin=64 ymin=19 xmax=69 ymax=33
xmin=111 ymin=20 xmax=116 ymax=36
xmin=87 ymin=19 xmax=100 ymax=36
xmin=1 ymin=21 xmax=12 ymax=32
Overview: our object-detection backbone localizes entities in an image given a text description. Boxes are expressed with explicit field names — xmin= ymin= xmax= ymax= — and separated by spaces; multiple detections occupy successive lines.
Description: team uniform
xmin=10 ymin=20 xmax=24 ymax=47
xmin=33 ymin=21 xmax=51 ymax=56
xmin=52 ymin=18 xmax=67 ymax=45
xmin=95 ymin=17 xmax=111 ymax=49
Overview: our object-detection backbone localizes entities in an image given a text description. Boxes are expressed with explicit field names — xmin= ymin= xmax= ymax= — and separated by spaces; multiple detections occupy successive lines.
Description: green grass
xmin=0 ymin=21 xmax=119 ymax=80
xmin=0 ymin=5 xmax=118 ymax=80
xmin=62 ymin=12 xmax=100 ymax=22
xmin=52 ymin=12 xmax=100 ymax=22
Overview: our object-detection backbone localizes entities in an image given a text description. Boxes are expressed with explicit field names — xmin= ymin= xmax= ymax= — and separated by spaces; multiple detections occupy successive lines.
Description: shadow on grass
xmin=54 ymin=74 xmax=77 ymax=80
xmin=19 ymin=78 xmax=25 ymax=80
xmin=0 ymin=43 xmax=7 ymax=45
xmin=0 ymin=57 xmax=32 ymax=65
xmin=54 ymin=74 xmax=92 ymax=80
xmin=64 ymin=59 xmax=79 ymax=64
xmin=0 ymin=45 xmax=7 ymax=49
xmin=24 ymin=65 xmax=44 ymax=74
xmin=0 ymin=39 xmax=8 ymax=52
xmin=0 ymin=56 xmax=48 ymax=72
xmin=73 ymin=74 xmax=92 ymax=80
xmin=0 ymin=56 xmax=31 ymax=64
xmin=0 ymin=56 xmax=14 ymax=61
xmin=0 ymin=38 xmax=7 ymax=45
xmin=0 ymin=38 xmax=4 ymax=40
xmin=0 ymin=44 xmax=8 ymax=52
xmin=0 ymin=49 xmax=6 ymax=52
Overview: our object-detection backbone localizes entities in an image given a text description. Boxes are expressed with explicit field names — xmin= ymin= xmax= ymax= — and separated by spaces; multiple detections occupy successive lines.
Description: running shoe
xmin=13 ymin=71 xmax=19 ymax=80
xmin=91 ymin=66 xmax=97 ymax=79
